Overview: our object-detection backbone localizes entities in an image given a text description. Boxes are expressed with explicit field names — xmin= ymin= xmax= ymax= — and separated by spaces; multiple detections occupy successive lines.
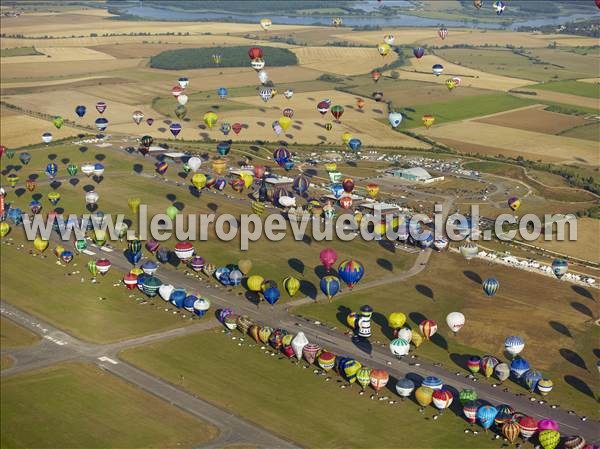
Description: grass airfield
xmin=1 ymin=4 xmax=599 ymax=449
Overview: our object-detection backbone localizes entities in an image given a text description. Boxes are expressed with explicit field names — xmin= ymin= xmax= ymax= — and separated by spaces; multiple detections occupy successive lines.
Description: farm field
xmin=292 ymin=46 xmax=397 ymax=75
xmin=295 ymin=252 xmax=600 ymax=419
xmin=529 ymin=218 xmax=600 ymax=264
xmin=434 ymin=47 xmax=598 ymax=82
xmin=1 ymin=363 xmax=218 ymax=449
xmin=559 ymin=122 xmax=600 ymax=141
xmin=531 ymin=79 xmax=600 ymax=98
xmin=0 ymin=111 xmax=82 ymax=148
xmin=516 ymin=89 xmax=600 ymax=110
xmin=420 ymin=121 xmax=599 ymax=166
xmin=1 ymin=46 xmax=116 ymax=64
xmin=474 ymin=104 xmax=588 ymax=134
xmin=122 ymin=329 xmax=503 ymax=449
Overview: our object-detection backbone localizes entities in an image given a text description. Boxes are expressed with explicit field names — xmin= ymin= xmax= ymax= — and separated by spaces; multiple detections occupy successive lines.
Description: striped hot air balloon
xmin=422 ymin=376 xmax=443 ymax=390
xmin=302 ymin=343 xmax=320 ymax=364
xmin=518 ymin=416 xmax=538 ymax=440
xmin=419 ymin=320 xmax=437 ymax=339
xmin=356 ymin=367 xmax=372 ymax=390
xmin=502 ymin=422 xmax=520 ymax=444
xmin=537 ymin=378 xmax=554 ymax=396
xmin=318 ymin=351 xmax=336 ymax=372
xmin=463 ymin=400 xmax=479 ymax=424
xmin=432 ymin=389 xmax=453 ymax=410
xmin=482 ymin=278 xmax=499 ymax=297
xmin=504 ymin=335 xmax=525 ymax=357
xmin=142 ymin=276 xmax=162 ymax=297
xmin=389 ymin=338 xmax=410 ymax=357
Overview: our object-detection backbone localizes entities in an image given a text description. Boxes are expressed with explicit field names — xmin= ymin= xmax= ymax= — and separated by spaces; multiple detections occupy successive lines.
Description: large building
xmin=390 ymin=167 xmax=444 ymax=183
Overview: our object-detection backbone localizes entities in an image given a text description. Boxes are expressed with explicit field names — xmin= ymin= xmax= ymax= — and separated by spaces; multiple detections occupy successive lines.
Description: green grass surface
xmin=1 ymin=355 xmax=14 ymax=371
xmin=398 ymin=93 xmax=535 ymax=129
xmin=532 ymin=80 xmax=600 ymax=99
xmin=295 ymin=252 xmax=600 ymax=419
xmin=123 ymin=329 xmax=504 ymax=449
xmin=1 ymin=317 xmax=40 ymax=348
xmin=0 ymin=47 xmax=43 ymax=57
xmin=0 ymin=363 xmax=218 ymax=449
xmin=434 ymin=48 xmax=587 ymax=82
xmin=558 ymin=122 xmax=600 ymax=141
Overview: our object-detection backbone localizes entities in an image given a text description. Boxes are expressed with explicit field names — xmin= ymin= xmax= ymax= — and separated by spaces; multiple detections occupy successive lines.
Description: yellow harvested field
xmin=385 ymin=54 xmax=533 ymax=91
xmin=0 ymin=59 xmax=144 ymax=81
xmin=293 ymin=46 xmax=397 ymax=76
xmin=531 ymin=218 xmax=600 ymax=264
xmin=3 ymin=90 xmax=167 ymax=130
xmin=421 ymin=121 xmax=600 ymax=166
xmin=0 ymin=76 xmax=114 ymax=89
xmin=0 ymin=113 xmax=80 ymax=148
xmin=1 ymin=47 xmax=115 ymax=64
xmin=333 ymin=28 xmax=599 ymax=49
xmin=1 ymin=17 xmax=313 ymax=38
xmin=515 ymin=89 xmax=600 ymax=110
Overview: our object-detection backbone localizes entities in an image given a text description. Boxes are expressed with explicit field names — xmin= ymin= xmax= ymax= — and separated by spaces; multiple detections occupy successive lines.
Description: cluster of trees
xmin=518 ymin=18 xmax=600 ymax=38
xmin=150 ymin=46 xmax=298 ymax=70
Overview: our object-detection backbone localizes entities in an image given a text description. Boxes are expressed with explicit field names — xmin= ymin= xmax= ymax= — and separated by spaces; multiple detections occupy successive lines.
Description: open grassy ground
xmin=474 ymin=104 xmax=588 ymax=135
xmin=435 ymin=48 xmax=600 ymax=83
xmin=292 ymin=46 xmax=397 ymax=76
xmin=397 ymin=92 xmax=535 ymax=129
xmin=531 ymin=80 xmax=600 ymax=99
xmin=388 ymin=55 xmax=534 ymax=92
xmin=122 ymin=329 xmax=504 ymax=449
xmin=1 ymin=46 xmax=116 ymax=64
xmin=1 ymin=363 xmax=218 ymax=449
xmin=529 ymin=218 xmax=600 ymax=264
xmin=1 ymin=317 xmax=41 ymax=348
xmin=0 ymin=356 xmax=14 ymax=371
xmin=421 ymin=121 xmax=599 ymax=167
xmin=559 ymin=122 xmax=600 ymax=142
xmin=295 ymin=252 xmax=600 ymax=418
xmin=515 ymin=89 xmax=600 ymax=110
xmin=0 ymin=46 xmax=42 ymax=57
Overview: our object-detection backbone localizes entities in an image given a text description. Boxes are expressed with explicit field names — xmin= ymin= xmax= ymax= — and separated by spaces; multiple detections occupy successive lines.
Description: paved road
xmin=0 ymin=302 xmax=302 ymax=449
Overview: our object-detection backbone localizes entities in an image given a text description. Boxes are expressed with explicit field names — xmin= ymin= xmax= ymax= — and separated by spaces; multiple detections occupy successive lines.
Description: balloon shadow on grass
xmin=47 ymin=153 xmax=57 ymax=161
xmin=133 ymin=164 xmax=143 ymax=174
xmin=450 ymin=353 xmax=470 ymax=372
xmin=173 ymin=201 xmax=184 ymax=211
xmin=431 ymin=333 xmax=448 ymax=352
xmin=572 ymin=285 xmax=596 ymax=302
xmin=314 ymin=265 xmax=328 ymax=279
xmin=61 ymin=158 xmax=70 ymax=165
xmin=82 ymin=184 xmax=95 ymax=193
xmin=415 ymin=284 xmax=434 ymax=301
xmin=299 ymin=280 xmax=317 ymax=300
xmin=463 ymin=270 xmax=482 ymax=285
xmin=32 ymin=193 xmax=42 ymax=201
xmin=549 ymin=321 xmax=572 ymax=338
xmin=378 ymin=239 xmax=395 ymax=253
xmin=559 ymin=348 xmax=588 ymax=371
xmin=50 ymin=181 xmax=61 ymax=190
xmin=564 ymin=375 xmax=595 ymax=398
xmin=166 ymin=193 xmax=177 ymax=202
xmin=372 ymin=311 xmax=394 ymax=340
xmin=14 ymin=188 xmax=26 ymax=198
xmin=79 ymin=146 xmax=88 ymax=153
xmin=69 ymin=178 xmax=80 ymax=187
xmin=188 ymin=186 xmax=200 ymax=198
xmin=409 ymin=312 xmax=427 ymax=327
xmin=351 ymin=335 xmax=372 ymax=355
xmin=207 ymin=202 xmax=218 ymax=213
xmin=336 ymin=305 xmax=352 ymax=328
xmin=245 ymin=291 xmax=260 ymax=307
xmin=571 ymin=301 xmax=594 ymax=319
xmin=95 ymin=154 xmax=106 ymax=162
xmin=377 ymin=258 xmax=393 ymax=272
xmin=288 ymin=257 xmax=305 ymax=275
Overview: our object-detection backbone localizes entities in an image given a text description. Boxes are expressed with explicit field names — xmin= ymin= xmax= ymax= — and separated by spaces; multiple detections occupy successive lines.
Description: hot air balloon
xmin=203 ymin=111 xmax=218 ymax=129
xmin=371 ymin=70 xmax=382 ymax=83
xmin=377 ymin=42 xmax=391 ymax=57
xmin=432 ymin=389 xmax=453 ymax=411
xmin=319 ymin=248 xmax=337 ymax=271
xmin=438 ymin=26 xmax=448 ymax=40
xmin=320 ymin=275 xmax=340 ymax=301
xmin=45 ymin=163 xmax=58 ymax=178
xmin=347 ymin=138 xmax=361 ymax=152
xmin=132 ymin=110 xmax=144 ymax=125
xmin=174 ymin=242 xmax=194 ymax=262
xmin=41 ymin=132 xmax=53 ymax=144
xmin=467 ymin=356 xmax=481 ymax=374
xmin=422 ymin=114 xmax=435 ymax=129
xmin=390 ymin=338 xmax=410 ymax=357
xmin=473 ymin=0 xmax=483 ymax=8
xmin=388 ymin=111 xmax=403 ymax=128
xmin=318 ymin=351 xmax=335 ymax=372
xmin=462 ymin=400 xmax=479 ymax=424
xmin=493 ymin=0 xmax=506 ymax=14
xmin=537 ymin=378 xmax=554 ymax=396
xmin=395 ymin=378 xmax=415 ymax=398
xmin=278 ymin=116 xmax=292 ymax=131
xmin=19 ymin=152 xmax=31 ymax=165
xmin=562 ymin=435 xmax=586 ymax=449
xmin=302 ymin=343 xmax=320 ymax=364
xmin=247 ymin=275 xmax=264 ymax=292
xmin=169 ymin=123 xmax=182 ymax=137
xmin=524 ymin=369 xmax=543 ymax=392
xmin=507 ymin=196 xmax=521 ymax=212
xmin=446 ymin=312 xmax=465 ymax=334
xmin=283 ymin=89 xmax=293 ymax=100
xmin=191 ymin=173 xmax=207 ymax=190
xmin=419 ymin=319 xmax=437 ymax=339
xmin=258 ymin=69 xmax=269 ymax=84
xmin=95 ymin=117 xmax=108 ymax=132
xmin=370 ymin=369 xmax=389 ymax=393
xmin=510 ymin=357 xmax=530 ymax=379
xmin=482 ymin=278 xmax=499 ymax=296
xmin=432 ymin=64 xmax=444 ymax=76
xmin=494 ymin=362 xmax=510 ymax=382
xmin=518 ymin=416 xmax=538 ymax=440
xmin=477 ymin=405 xmax=497 ymax=430
xmin=415 ymin=386 xmax=434 ymax=407
xmin=283 ymin=276 xmax=300 ymax=297
xmin=75 ymin=105 xmax=86 ymax=117
xmin=539 ymin=430 xmax=560 ymax=449
xmin=372 ymin=91 xmax=384 ymax=102
xmin=337 ymin=259 xmax=364 ymax=289
xmin=480 ymin=355 xmax=498 ymax=378
xmin=445 ymin=78 xmax=458 ymax=91
xmin=413 ymin=47 xmax=425 ymax=59
xmin=260 ymin=87 xmax=274 ymax=102
xmin=52 ymin=116 xmax=64 ymax=129
xmin=259 ymin=17 xmax=272 ymax=31
xmin=330 ymin=105 xmax=344 ymax=122
xmin=175 ymin=105 xmax=187 ymax=120
xmin=502 ymin=422 xmax=520 ymax=444
xmin=551 ymin=259 xmax=568 ymax=279
xmin=232 ymin=122 xmax=243 ymax=134
xmin=193 ymin=297 xmax=210 ymax=317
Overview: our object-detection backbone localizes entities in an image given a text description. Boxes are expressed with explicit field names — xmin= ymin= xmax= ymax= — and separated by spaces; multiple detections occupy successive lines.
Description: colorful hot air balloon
xmin=482 ymin=278 xmax=499 ymax=296
xmin=480 ymin=355 xmax=498 ymax=378
xmin=318 ymin=351 xmax=336 ymax=372
xmin=539 ymin=430 xmax=560 ymax=449
xmin=477 ymin=405 xmax=498 ymax=430
xmin=438 ymin=26 xmax=448 ymax=40
xmin=537 ymin=378 xmax=554 ymax=396
xmin=524 ymin=369 xmax=543 ymax=392
xmin=320 ymin=276 xmax=340 ymax=301
xmin=369 ymin=369 xmax=389 ymax=392
xmin=493 ymin=0 xmax=506 ymax=15
xmin=422 ymin=114 xmax=435 ymax=129
xmin=330 ymin=105 xmax=344 ymax=122
xmin=507 ymin=196 xmax=521 ymax=212
xmin=432 ymin=389 xmax=453 ymax=410
xmin=518 ymin=416 xmax=538 ymax=440
xmin=319 ymin=248 xmax=337 ymax=271
xmin=413 ymin=47 xmax=425 ymax=59
xmin=510 ymin=357 xmax=530 ymax=379
xmin=337 ymin=259 xmax=364 ymax=289
xmin=169 ymin=123 xmax=182 ymax=137
xmin=415 ymin=386 xmax=434 ymax=407
xmin=502 ymin=422 xmax=520 ymax=445
xmin=419 ymin=319 xmax=437 ymax=340
xmin=432 ymin=63 xmax=444 ymax=76
xmin=389 ymin=338 xmax=410 ymax=357
xmin=377 ymin=42 xmax=391 ymax=57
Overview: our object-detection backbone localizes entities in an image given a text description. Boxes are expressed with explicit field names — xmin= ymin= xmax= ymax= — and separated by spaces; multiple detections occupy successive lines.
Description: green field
xmin=434 ymin=48 xmax=591 ymax=83
xmin=398 ymin=92 xmax=535 ymax=129
xmin=123 ymin=329 xmax=503 ymax=449
xmin=532 ymin=80 xmax=600 ymax=99
xmin=0 ymin=46 xmax=43 ymax=57
xmin=150 ymin=46 xmax=298 ymax=70
xmin=1 ymin=356 xmax=14 ymax=371
xmin=295 ymin=252 xmax=600 ymax=418
xmin=1 ymin=317 xmax=40 ymax=348
xmin=1 ymin=363 xmax=218 ymax=449
xmin=558 ymin=121 xmax=600 ymax=141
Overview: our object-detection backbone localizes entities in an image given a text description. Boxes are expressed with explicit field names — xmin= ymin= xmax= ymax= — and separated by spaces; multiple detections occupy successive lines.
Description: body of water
xmin=123 ymin=4 xmax=598 ymax=30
